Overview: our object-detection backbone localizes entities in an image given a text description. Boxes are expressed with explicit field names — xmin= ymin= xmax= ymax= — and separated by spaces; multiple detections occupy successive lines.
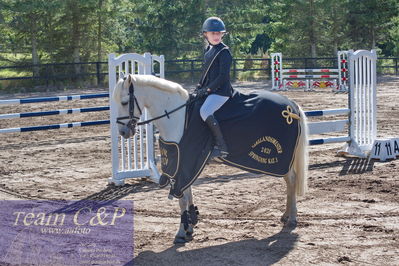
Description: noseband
xmin=116 ymin=78 xmax=143 ymax=133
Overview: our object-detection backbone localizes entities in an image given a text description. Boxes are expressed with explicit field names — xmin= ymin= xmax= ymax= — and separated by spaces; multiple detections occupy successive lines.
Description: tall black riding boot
xmin=205 ymin=115 xmax=229 ymax=158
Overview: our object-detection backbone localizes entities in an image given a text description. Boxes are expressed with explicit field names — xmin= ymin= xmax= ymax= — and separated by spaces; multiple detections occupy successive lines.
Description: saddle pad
xmin=163 ymin=90 xmax=302 ymax=198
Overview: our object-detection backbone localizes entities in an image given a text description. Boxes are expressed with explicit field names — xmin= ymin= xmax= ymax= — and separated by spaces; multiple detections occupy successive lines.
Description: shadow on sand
xmin=129 ymin=227 xmax=298 ymax=266
xmin=309 ymin=157 xmax=374 ymax=176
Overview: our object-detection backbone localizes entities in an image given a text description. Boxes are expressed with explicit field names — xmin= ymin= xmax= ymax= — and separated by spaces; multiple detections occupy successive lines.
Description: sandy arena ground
xmin=0 ymin=76 xmax=398 ymax=265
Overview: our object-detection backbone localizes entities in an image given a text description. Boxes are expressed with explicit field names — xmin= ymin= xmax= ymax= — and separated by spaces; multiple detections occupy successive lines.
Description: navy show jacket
xmin=199 ymin=42 xmax=234 ymax=97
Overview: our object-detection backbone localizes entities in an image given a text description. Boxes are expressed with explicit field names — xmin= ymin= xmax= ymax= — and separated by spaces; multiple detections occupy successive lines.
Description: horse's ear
xmin=119 ymin=71 xmax=125 ymax=79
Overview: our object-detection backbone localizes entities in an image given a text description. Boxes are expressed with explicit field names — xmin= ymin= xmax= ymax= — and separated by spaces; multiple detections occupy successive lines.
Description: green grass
xmin=0 ymin=68 xmax=32 ymax=78
xmin=0 ymin=52 xmax=31 ymax=67
xmin=237 ymin=70 xmax=269 ymax=81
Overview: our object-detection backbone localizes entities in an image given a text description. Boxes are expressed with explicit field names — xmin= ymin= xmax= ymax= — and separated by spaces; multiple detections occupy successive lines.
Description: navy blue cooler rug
xmin=159 ymin=90 xmax=302 ymax=198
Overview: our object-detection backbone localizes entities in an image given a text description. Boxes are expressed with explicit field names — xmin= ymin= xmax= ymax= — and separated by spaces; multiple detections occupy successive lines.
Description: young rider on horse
xmin=195 ymin=17 xmax=233 ymax=158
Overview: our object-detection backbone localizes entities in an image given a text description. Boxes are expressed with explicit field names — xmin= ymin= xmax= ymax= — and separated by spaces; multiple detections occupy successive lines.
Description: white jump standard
xmin=108 ymin=52 xmax=165 ymax=186
xmin=305 ymin=50 xmax=377 ymax=157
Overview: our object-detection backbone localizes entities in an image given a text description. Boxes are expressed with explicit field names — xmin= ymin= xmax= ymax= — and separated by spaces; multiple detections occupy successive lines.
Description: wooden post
xmin=45 ymin=64 xmax=49 ymax=88
xmin=268 ymin=58 xmax=271 ymax=79
xmin=96 ymin=62 xmax=101 ymax=87
xmin=191 ymin=60 xmax=194 ymax=83
xmin=233 ymin=59 xmax=237 ymax=80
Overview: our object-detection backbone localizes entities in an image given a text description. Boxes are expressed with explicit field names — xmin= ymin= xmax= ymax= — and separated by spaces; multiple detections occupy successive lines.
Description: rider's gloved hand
xmin=195 ymin=87 xmax=210 ymax=98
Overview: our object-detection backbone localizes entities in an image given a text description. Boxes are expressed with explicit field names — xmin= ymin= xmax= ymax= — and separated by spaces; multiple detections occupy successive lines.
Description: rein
xmin=136 ymin=99 xmax=194 ymax=126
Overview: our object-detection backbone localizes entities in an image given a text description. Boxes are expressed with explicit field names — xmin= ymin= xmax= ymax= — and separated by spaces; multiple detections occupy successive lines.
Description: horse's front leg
xmin=281 ymin=170 xmax=297 ymax=227
xmin=174 ymin=186 xmax=199 ymax=244
xmin=185 ymin=187 xmax=199 ymax=236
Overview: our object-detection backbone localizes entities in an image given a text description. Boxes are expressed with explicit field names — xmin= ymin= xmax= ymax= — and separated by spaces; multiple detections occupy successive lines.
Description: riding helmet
xmin=202 ymin=17 xmax=226 ymax=32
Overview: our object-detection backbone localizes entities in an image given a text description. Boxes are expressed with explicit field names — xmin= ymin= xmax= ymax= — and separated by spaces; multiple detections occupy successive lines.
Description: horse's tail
xmin=294 ymin=105 xmax=309 ymax=196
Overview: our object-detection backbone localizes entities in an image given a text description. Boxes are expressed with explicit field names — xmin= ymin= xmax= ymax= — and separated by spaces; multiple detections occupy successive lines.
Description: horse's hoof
xmin=185 ymin=231 xmax=193 ymax=242
xmin=173 ymin=236 xmax=187 ymax=244
xmin=173 ymin=232 xmax=193 ymax=244
xmin=284 ymin=220 xmax=297 ymax=228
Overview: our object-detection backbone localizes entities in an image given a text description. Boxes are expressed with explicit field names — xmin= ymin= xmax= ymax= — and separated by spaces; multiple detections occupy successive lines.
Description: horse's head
xmin=113 ymin=74 xmax=142 ymax=139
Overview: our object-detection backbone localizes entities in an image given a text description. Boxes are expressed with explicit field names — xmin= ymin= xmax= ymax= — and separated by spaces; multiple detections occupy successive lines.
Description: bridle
xmin=116 ymin=77 xmax=142 ymax=133
xmin=116 ymin=76 xmax=198 ymax=135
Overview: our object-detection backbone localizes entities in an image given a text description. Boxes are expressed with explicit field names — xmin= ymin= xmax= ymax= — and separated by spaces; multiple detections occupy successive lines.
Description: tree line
xmin=1 ymin=0 xmax=398 ymax=68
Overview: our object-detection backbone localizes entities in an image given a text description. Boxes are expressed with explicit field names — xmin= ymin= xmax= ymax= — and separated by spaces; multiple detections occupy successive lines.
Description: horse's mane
xmin=132 ymin=75 xmax=189 ymax=100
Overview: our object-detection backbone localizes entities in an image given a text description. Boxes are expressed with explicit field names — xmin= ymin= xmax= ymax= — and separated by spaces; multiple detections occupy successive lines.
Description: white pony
xmin=113 ymin=74 xmax=308 ymax=243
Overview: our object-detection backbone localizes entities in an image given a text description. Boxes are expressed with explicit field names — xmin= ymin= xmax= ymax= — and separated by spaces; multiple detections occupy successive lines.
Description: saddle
xmin=159 ymin=90 xmax=302 ymax=198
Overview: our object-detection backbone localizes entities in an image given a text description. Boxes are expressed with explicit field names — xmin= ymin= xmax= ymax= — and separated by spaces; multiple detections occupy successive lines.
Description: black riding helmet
xmin=202 ymin=17 xmax=226 ymax=32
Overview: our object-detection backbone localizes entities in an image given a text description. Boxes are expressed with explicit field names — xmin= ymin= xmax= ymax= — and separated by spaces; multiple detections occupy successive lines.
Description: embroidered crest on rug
xmin=158 ymin=138 xmax=179 ymax=188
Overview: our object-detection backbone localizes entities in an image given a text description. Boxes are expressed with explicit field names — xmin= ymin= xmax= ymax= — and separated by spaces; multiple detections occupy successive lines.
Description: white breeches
xmin=200 ymin=94 xmax=229 ymax=121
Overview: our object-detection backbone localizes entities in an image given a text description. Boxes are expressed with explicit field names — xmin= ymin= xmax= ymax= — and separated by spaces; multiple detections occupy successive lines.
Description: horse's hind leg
xmin=281 ymin=169 xmax=297 ymax=227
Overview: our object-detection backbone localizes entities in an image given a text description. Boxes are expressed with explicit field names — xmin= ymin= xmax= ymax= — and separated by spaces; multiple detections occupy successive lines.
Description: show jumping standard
xmin=112 ymin=74 xmax=309 ymax=243
xmin=271 ymin=51 xmax=350 ymax=92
